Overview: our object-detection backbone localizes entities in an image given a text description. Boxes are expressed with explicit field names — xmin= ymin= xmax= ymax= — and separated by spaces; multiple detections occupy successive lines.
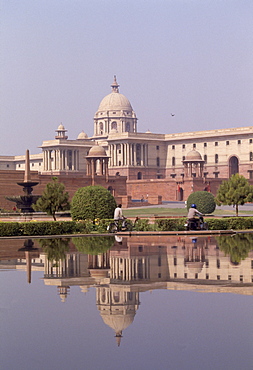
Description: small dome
xmin=77 ymin=131 xmax=88 ymax=139
xmin=185 ymin=149 xmax=202 ymax=161
xmin=87 ymin=145 xmax=107 ymax=157
xmin=146 ymin=129 xmax=151 ymax=133
xmin=57 ymin=124 xmax=65 ymax=130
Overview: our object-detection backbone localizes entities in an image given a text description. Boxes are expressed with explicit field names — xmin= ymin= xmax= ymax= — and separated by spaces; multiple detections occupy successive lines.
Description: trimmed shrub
xmin=187 ymin=191 xmax=216 ymax=214
xmin=134 ymin=218 xmax=153 ymax=231
xmin=154 ymin=218 xmax=186 ymax=231
xmin=0 ymin=222 xmax=20 ymax=236
xmin=71 ymin=185 xmax=117 ymax=221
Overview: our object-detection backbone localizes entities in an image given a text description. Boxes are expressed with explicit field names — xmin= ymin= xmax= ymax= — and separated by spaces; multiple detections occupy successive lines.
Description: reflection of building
xmin=97 ymin=286 xmax=140 ymax=346
xmin=1 ymin=76 xmax=253 ymax=209
xmin=1 ymin=235 xmax=252 ymax=344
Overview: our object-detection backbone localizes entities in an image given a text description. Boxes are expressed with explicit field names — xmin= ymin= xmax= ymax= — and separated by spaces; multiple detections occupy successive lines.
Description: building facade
xmin=0 ymin=76 xmax=253 ymax=207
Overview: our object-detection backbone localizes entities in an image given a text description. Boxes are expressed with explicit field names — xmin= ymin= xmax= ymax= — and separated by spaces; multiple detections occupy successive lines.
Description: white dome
xmin=96 ymin=76 xmax=133 ymax=113
xmin=77 ymin=131 xmax=88 ymax=139
xmin=98 ymin=92 xmax=132 ymax=112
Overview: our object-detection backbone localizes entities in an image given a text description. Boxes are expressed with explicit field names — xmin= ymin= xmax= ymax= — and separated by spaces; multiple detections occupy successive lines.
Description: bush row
xmin=1 ymin=217 xmax=253 ymax=236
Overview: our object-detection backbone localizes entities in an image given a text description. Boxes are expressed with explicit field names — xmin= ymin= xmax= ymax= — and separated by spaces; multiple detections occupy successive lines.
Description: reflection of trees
xmin=39 ymin=238 xmax=70 ymax=264
xmin=216 ymin=234 xmax=253 ymax=264
xmin=73 ymin=236 xmax=115 ymax=255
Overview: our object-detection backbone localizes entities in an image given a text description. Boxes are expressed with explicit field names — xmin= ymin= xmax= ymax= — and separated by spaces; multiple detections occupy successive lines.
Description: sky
xmin=1 ymin=0 xmax=253 ymax=155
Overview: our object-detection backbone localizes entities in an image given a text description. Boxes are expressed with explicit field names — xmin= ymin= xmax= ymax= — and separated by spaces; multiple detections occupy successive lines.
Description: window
xmin=174 ymin=273 xmax=177 ymax=278
xmin=215 ymin=142 xmax=218 ymax=146
xmin=184 ymin=273 xmax=187 ymax=278
xmin=125 ymin=122 xmax=130 ymax=132
xmin=250 ymin=152 xmax=253 ymax=161
xmin=206 ymin=274 xmax=209 ymax=280
xmin=182 ymin=144 xmax=185 ymax=149
xmin=228 ymin=275 xmax=232 ymax=281
xmin=217 ymin=275 xmax=220 ymax=280
xmin=137 ymin=172 xmax=142 ymax=179
xmin=182 ymin=156 xmax=185 ymax=161
xmin=158 ymin=273 xmax=161 ymax=278
xmin=250 ymin=139 xmax=253 ymax=144
xmin=204 ymin=142 xmax=207 ymax=147
xmin=39 ymin=163 xmax=41 ymax=166
xmin=158 ymin=256 xmax=161 ymax=266
xmin=172 ymin=145 xmax=175 ymax=149
xmin=238 ymin=140 xmax=241 ymax=144
xmin=32 ymin=163 xmax=34 ymax=167
xmin=118 ymin=161 xmax=121 ymax=166
xmin=193 ymin=143 xmax=196 ymax=148
xmin=173 ymin=257 xmax=177 ymax=266
xmin=217 ymin=259 xmax=220 ymax=269
xmin=6 ymin=164 xmax=9 ymax=168
xmin=156 ymin=157 xmax=160 ymax=167
xmin=226 ymin=141 xmax=229 ymax=145
xmin=156 ymin=145 xmax=159 ymax=150
xmin=204 ymin=155 xmax=207 ymax=163
xmin=18 ymin=164 xmax=21 ymax=168
xmin=138 ymin=246 xmax=143 ymax=252
xmin=172 ymin=157 xmax=175 ymax=166
xmin=215 ymin=154 xmax=219 ymax=164
xmin=240 ymin=275 xmax=243 ymax=282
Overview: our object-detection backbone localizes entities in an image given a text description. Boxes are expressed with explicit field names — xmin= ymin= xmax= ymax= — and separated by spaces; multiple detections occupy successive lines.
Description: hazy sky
xmin=1 ymin=0 xmax=253 ymax=155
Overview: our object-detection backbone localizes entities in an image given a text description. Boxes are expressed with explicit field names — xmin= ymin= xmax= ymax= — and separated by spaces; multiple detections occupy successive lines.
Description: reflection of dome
xmin=77 ymin=130 xmax=88 ymax=139
xmin=87 ymin=145 xmax=107 ymax=157
xmin=97 ymin=76 xmax=133 ymax=112
xmin=185 ymin=261 xmax=204 ymax=273
xmin=185 ymin=150 xmax=202 ymax=161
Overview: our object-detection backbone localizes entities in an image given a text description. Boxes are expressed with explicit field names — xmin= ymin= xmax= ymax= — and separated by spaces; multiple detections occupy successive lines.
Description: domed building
xmin=93 ymin=76 xmax=137 ymax=138
xmin=0 ymin=76 xmax=253 ymax=210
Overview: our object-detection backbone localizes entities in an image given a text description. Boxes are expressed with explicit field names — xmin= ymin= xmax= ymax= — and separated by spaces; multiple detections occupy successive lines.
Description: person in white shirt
xmin=187 ymin=204 xmax=203 ymax=220
xmin=114 ymin=204 xmax=124 ymax=221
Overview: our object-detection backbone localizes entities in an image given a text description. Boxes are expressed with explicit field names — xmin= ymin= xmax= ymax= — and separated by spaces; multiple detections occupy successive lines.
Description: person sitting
xmin=187 ymin=204 xmax=203 ymax=229
xmin=114 ymin=204 xmax=125 ymax=230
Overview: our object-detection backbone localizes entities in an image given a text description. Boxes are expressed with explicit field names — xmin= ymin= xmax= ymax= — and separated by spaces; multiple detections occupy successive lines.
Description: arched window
xmin=125 ymin=122 xmax=130 ymax=132
xmin=172 ymin=157 xmax=175 ymax=166
xmin=111 ymin=121 xmax=117 ymax=130
xmin=99 ymin=122 xmax=103 ymax=134
xmin=229 ymin=156 xmax=239 ymax=176
xmin=250 ymin=152 xmax=253 ymax=161
xmin=137 ymin=172 xmax=142 ymax=179
xmin=215 ymin=154 xmax=218 ymax=164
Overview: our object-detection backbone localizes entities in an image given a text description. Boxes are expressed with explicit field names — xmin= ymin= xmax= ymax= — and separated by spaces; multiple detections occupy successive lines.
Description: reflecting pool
xmin=1 ymin=234 xmax=252 ymax=370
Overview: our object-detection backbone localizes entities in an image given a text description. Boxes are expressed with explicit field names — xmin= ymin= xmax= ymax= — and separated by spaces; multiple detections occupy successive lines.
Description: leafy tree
xmin=187 ymin=191 xmax=216 ymax=214
xmin=216 ymin=233 xmax=253 ymax=264
xmin=39 ymin=238 xmax=70 ymax=264
xmin=215 ymin=174 xmax=253 ymax=216
xmin=33 ymin=177 xmax=70 ymax=221
xmin=73 ymin=236 xmax=115 ymax=255
xmin=71 ymin=185 xmax=117 ymax=221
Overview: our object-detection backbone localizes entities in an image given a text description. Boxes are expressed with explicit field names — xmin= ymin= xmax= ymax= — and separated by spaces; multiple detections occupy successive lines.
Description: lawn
xmin=123 ymin=207 xmax=252 ymax=218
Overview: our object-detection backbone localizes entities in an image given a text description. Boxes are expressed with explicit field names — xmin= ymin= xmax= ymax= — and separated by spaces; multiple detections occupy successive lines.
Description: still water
xmin=1 ymin=234 xmax=252 ymax=370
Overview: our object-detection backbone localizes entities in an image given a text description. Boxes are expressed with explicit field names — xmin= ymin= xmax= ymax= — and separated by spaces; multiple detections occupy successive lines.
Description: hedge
xmin=1 ymin=217 xmax=253 ymax=236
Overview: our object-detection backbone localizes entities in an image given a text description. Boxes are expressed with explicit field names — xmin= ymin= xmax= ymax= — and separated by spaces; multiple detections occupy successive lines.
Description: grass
xmin=123 ymin=207 xmax=253 ymax=218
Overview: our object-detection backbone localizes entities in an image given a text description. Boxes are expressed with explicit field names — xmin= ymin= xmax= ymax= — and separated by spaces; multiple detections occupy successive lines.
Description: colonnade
xmin=183 ymin=161 xmax=204 ymax=177
xmin=44 ymin=253 xmax=81 ymax=278
xmin=110 ymin=256 xmax=150 ymax=281
xmin=43 ymin=149 xmax=79 ymax=171
xmin=109 ymin=143 xmax=148 ymax=166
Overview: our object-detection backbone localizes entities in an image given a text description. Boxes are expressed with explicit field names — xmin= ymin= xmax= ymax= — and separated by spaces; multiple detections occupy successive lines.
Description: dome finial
xmin=111 ymin=75 xmax=119 ymax=93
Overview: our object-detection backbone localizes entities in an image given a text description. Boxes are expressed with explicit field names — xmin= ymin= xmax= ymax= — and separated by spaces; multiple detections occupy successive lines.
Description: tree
xmin=71 ymin=185 xmax=117 ymax=221
xmin=33 ymin=177 xmax=70 ymax=220
xmin=215 ymin=174 xmax=253 ymax=216
xmin=187 ymin=191 xmax=216 ymax=214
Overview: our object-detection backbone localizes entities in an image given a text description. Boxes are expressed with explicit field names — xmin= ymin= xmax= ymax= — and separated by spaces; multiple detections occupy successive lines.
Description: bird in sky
xmin=171 ymin=113 xmax=175 ymax=116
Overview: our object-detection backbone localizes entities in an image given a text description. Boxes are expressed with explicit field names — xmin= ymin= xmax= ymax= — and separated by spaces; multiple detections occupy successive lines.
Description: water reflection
xmin=0 ymin=234 xmax=252 ymax=346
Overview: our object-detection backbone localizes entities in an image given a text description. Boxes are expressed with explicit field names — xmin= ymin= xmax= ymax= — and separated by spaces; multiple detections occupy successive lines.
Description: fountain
xmin=6 ymin=149 xmax=40 ymax=212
